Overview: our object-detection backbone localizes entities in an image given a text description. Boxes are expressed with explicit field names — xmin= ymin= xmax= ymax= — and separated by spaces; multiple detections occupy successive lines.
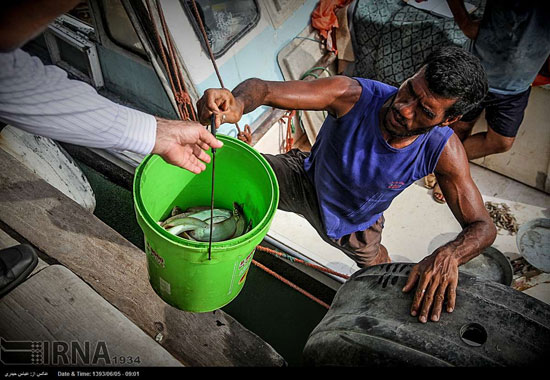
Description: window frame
xmin=180 ymin=0 xmax=261 ymax=59
xmin=95 ymin=0 xmax=149 ymax=61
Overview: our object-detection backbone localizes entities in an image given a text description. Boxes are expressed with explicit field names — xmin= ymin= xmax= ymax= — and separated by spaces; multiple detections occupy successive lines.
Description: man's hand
xmin=457 ymin=18 xmax=480 ymax=40
xmin=447 ymin=0 xmax=481 ymax=40
xmin=402 ymin=247 xmax=459 ymax=323
xmin=196 ymin=88 xmax=244 ymax=129
xmin=152 ymin=117 xmax=223 ymax=174
xmin=402 ymin=135 xmax=496 ymax=323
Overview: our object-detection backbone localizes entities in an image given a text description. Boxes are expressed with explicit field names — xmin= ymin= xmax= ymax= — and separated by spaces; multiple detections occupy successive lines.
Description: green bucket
xmin=133 ymin=135 xmax=279 ymax=312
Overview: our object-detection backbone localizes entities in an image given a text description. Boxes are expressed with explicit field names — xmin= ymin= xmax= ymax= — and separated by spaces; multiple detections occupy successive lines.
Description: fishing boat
xmin=1 ymin=0 xmax=548 ymax=368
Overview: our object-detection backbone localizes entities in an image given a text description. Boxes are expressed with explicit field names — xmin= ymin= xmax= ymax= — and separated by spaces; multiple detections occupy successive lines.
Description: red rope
xmin=256 ymin=245 xmax=350 ymax=280
xmin=251 ymin=259 xmax=330 ymax=310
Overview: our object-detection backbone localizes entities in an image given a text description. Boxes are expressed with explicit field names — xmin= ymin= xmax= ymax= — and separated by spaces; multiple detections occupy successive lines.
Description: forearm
xmin=0 ymin=0 xmax=81 ymax=52
xmin=446 ymin=0 xmax=480 ymax=39
xmin=439 ymin=219 xmax=496 ymax=265
xmin=232 ymin=76 xmax=360 ymax=117
xmin=0 ymin=50 xmax=156 ymax=154
xmin=231 ymin=78 xmax=270 ymax=115
xmin=446 ymin=0 xmax=471 ymax=27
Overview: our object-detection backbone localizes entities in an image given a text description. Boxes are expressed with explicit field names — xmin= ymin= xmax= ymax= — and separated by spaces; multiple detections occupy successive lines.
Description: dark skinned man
xmin=197 ymin=46 xmax=497 ymax=324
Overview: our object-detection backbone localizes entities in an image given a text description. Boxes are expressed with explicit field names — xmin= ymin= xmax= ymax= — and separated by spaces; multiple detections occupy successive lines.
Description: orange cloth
xmin=532 ymin=74 xmax=550 ymax=86
xmin=311 ymin=0 xmax=353 ymax=52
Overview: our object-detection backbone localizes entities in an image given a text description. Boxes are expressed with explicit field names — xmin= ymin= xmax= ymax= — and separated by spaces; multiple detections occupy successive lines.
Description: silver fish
xmin=189 ymin=212 xmax=240 ymax=242
xmin=186 ymin=208 xmax=232 ymax=222
xmin=161 ymin=211 xmax=194 ymax=227
xmin=160 ymin=203 xmax=250 ymax=242
xmin=165 ymin=217 xmax=208 ymax=236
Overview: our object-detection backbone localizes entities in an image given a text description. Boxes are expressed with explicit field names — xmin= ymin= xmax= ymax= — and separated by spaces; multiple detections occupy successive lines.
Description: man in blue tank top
xmin=197 ymin=46 xmax=497 ymax=324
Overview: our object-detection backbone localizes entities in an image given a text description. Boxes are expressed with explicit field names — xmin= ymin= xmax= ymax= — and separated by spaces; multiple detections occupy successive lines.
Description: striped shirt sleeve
xmin=0 ymin=49 xmax=157 ymax=155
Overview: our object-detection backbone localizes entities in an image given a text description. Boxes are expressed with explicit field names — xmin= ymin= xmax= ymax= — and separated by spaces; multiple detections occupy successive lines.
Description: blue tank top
xmin=303 ymin=78 xmax=453 ymax=239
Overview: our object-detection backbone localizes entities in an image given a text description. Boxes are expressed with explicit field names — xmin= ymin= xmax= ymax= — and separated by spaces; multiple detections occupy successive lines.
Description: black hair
xmin=422 ymin=46 xmax=488 ymax=119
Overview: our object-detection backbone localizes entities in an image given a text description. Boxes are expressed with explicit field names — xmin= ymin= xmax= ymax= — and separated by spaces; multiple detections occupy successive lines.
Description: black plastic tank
xmin=303 ymin=263 xmax=550 ymax=366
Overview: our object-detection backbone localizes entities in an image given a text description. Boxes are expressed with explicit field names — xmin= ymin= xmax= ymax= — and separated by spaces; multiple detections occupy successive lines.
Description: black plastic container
xmin=303 ymin=263 xmax=550 ymax=366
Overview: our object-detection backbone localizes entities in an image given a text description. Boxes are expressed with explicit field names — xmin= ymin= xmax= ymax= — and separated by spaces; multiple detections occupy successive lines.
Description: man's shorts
xmin=461 ymin=87 xmax=531 ymax=138
xmin=262 ymin=149 xmax=389 ymax=268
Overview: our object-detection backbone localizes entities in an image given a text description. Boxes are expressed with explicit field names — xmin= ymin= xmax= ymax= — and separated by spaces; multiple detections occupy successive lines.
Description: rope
xmin=256 ymin=245 xmax=350 ymax=280
xmin=293 ymin=36 xmax=324 ymax=44
xmin=251 ymin=259 xmax=330 ymax=310
xmin=145 ymin=0 xmax=196 ymax=121
xmin=281 ymin=110 xmax=295 ymax=153
xmin=174 ymin=3 xmax=330 ymax=308
xmin=189 ymin=0 xmax=252 ymax=145
xmin=300 ymin=66 xmax=332 ymax=80
xmin=190 ymin=0 xmax=224 ymax=89
xmin=147 ymin=0 xmax=196 ymax=120
xmin=155 ymin=0 xmax=197 ymax=121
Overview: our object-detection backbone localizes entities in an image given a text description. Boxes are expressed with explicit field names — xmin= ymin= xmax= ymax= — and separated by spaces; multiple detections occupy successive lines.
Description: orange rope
xmin=155 ymin=0 xmax=197 ymax=121
xmin=251 ymin=259 xmax=330 ymax=309
xmin=282 ymin=110 xmax=295 ymax=153
xmin=145 ymin=0 xmax=196 ymax=121
xmin=256 ymin=245 xmax=350 ymax=280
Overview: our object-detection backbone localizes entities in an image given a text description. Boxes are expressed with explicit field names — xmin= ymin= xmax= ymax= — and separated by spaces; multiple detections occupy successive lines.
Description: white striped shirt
xmin=0 ymin=49 xmax=156 ymax=155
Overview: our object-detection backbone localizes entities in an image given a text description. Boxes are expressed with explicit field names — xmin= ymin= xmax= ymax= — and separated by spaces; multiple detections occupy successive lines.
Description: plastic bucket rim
xmin=135 ymin=160 xmax=275 ymax=251
xmin=134 ymin=151 xmax=277 ymax=249
xmin=133 ymin=135 xmax=279 ymax=252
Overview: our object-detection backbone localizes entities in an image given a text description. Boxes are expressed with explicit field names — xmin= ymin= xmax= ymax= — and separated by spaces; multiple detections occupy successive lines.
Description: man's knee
xmin=486 ymin=132 xmax=515 ymax=154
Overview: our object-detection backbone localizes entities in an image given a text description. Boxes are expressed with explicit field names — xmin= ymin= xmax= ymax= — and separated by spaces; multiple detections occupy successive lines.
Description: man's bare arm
xmin=196 ymin=76 xmax=362 ymax=127
xmin=447 ymin=0 xmax=481 ymax=40
xmin=403 ymin=134 xmax=496 ymax=322
xmin=435 ymin=134 xmax=496 ymax=261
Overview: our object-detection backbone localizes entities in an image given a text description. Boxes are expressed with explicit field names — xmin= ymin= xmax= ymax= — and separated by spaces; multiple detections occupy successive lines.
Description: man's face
xmin=383 ymin=69 xmax=460 ymax=138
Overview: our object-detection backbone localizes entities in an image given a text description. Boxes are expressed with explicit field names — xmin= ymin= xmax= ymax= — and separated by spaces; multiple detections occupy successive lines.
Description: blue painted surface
xmin=196 ymin=0 xmax=318 ymax=137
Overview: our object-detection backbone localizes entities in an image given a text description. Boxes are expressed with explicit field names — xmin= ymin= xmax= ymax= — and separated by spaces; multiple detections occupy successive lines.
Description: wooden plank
xmin=250 ymin=108 xmax=288 ymax=147
xmin=0 ymin=227 xmax=18 ymax=250
xmin=0 ymin=227 xmax=49 ymax=275
xmin=0 ymin=149 xmax=285 ymax=367
xmin=0 ymin=265 xmax=182 ymax=366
